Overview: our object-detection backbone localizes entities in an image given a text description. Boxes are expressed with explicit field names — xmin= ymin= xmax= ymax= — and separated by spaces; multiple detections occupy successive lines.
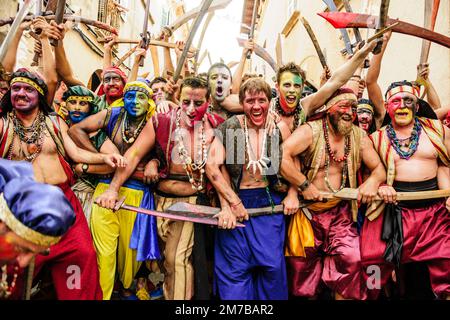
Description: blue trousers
xmin=214 ymin=188 xmax=288 ymax=300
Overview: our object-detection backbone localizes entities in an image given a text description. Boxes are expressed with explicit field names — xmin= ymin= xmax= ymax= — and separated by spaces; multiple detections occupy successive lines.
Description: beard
xmin=329 ymin=113 xmax=353 ymax=136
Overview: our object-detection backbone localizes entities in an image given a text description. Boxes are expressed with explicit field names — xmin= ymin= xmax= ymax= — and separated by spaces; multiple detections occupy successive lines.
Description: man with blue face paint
xmin=69 ymin=81 xmax=159 ymax=300
xmin=61 ymin=86 xmax=121 ymax=226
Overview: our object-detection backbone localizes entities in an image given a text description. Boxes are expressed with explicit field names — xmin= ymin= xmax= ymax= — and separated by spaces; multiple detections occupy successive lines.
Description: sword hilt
xmin=113 ymin=196 xmax=126 ymax=211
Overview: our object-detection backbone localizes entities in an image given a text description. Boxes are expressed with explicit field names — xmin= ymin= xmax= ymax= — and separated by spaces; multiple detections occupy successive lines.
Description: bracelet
xmin=351 ymin=75 xmax=361 ymax=79
xmin=230 ymin=200 xmax=242 ymax=209
xmin=298 ymin=179 xmax=311 ymax=192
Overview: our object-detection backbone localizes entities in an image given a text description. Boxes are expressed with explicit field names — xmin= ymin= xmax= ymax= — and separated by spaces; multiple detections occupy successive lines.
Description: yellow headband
xmin=326 ymin=93 xmax=357 ymax=110
xmin=10 ymin=77 xmax=44 ymax=96
xmin=122 ymin=81 xmax=156 ymax=120
xmin=66 ymin=96 xmax=93 ymax=103
xmin=0 ymin=194 xmax=61 ymax=247
xmin=386 ymin=85 xmax=419 ymax=101
xmin=357 ymin=104 xmax=374 ymax=113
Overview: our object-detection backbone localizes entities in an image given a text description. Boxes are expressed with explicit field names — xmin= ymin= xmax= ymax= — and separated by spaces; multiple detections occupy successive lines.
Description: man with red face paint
xmin=95 ymin=77 xmax=223 ymax=300
xmin=360 ymin=81 xmax=450 ymax=300
xmin=355 ymin=99 xmax=376 ymax=134
xmin=281 ymin=87 xmax=387 ymax=300
xmin=205 ymin=78 xmax=295 ymax=300
xmin=0 ymin=69 xmax=126 ymax=300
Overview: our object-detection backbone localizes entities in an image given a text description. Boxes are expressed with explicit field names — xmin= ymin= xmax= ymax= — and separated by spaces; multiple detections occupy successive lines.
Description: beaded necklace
xmin=322 ymin=118 xmax=351 ymax=192
xmin=175 ymin=109 xmax=207 ymax=191
xmin=0 ymin=265 xmax=18 ymax=299
xmin=274 ymin=96 xmax=302 ymax=130
xmin=386 ymin=118 xmax=422 ymax=160
xmin=243 ymin=116 xmax=270 ymax=176
xmin=121 ymin=112 xmax=146 ymax=144
xmin=9 ymin=111 xmax=46 ymax=162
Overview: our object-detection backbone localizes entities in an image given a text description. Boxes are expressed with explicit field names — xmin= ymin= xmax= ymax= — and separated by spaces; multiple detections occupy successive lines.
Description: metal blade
xmin=322 ymin=0 xmax=353 ymax=55
xmin=237 ymin=37 xmax=277 ymax=72
xmin=162 ymin=0 xmax=231 ymax=37
xmin=299 ymin=14 xmax=328 ymax=69
xmin=342 ymin=0 xmax=363 ymax=43
xmin=173 ymin=0 xmax=214 ymax=82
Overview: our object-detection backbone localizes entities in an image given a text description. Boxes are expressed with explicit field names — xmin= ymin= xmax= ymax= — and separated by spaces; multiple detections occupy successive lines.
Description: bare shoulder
xmin=276 ymin=119 xmax=291 ymax=141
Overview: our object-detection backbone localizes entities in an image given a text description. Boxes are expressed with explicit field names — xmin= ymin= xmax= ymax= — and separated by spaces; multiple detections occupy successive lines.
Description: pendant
xmin=27 ymin=143 xmax=38 ymax=154
xmin=128 ymin=137 xmax=135 ymax=144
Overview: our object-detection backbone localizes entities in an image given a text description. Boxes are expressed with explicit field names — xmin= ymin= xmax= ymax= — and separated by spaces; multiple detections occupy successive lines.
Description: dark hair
xmin=358 ymin=98 xmax=375 ymax=109
xmin=180 ymin=77 xmax=210 ymax=100
xmin=207 ymin=63 xmax=232 ymax=83
xmin=149 ymin=76 xmax=167 ymax=89
xmin=276 ymin=62 xmax=306 ymax=86
xmin=239 ymin=78 xmax=272 ymax=104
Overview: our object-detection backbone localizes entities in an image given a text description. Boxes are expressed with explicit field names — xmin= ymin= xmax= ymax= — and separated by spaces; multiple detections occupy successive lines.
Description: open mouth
xmin=395 ymin=110 xmax=410 ymax=117
xmin=286 ymin=95 xmax=297 ymax=105
xmin=341 ymin=115 xmax=353 ymax=121
xmin=216 ymin=86 xmax=223 ymax=97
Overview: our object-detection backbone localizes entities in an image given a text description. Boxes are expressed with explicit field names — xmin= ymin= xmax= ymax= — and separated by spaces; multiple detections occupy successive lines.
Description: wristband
xmin=298 ymin=179 xmax=311 ymax=192
xmin=230 ymin=200 xmax=242 ymax=209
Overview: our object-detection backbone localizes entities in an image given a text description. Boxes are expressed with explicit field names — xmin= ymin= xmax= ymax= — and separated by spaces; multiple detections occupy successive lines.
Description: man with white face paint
xmin=207 ymin=63 xmax=242 ymax=121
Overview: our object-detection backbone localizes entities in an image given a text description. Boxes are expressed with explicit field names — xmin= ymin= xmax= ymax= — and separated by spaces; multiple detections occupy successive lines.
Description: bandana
xmin=122 ymin=81 xmax=156 ymax=120
xmin=97 ymin=66 xmax=128 ymax=97
xmin=315 ymin=87 xmax=357 ymax=114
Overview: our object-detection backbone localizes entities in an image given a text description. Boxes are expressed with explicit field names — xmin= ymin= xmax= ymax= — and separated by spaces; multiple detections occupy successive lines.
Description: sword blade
xmin=173 ymin=0 xmax=214 ymax=82
xmin=119 ymin=203 xmax=245 ymax=227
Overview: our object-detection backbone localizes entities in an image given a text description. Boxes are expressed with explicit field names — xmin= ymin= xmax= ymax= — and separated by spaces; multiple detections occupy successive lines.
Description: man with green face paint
xmin=69 ymin=81 xmax=160 ymax=300
xmin=274 ymin=41 xmax=382 ymax=133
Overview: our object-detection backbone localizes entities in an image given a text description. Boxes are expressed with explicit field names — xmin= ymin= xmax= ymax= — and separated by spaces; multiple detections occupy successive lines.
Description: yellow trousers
xmin=155 ymin=194 xmax=196 ymax=300
xmin=90 ymin=182 xmax=143 ymax=300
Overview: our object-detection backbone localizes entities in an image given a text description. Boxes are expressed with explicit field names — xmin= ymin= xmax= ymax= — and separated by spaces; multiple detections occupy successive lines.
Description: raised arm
xmin=32 ymin=18 xmax=59 ymax=106
xmin=128 ymin=48 xmax=147 ymax=82
xmin=366 ymin=31 xmax=392 ymax=128
xmin=103 ymin=35 xmax=117 ymax=70
xmin=231 ymin=40 xmax=254 ymax=94
xmin=53 ymin=22 xmax=85 ymax=87
xmin=68 ymin=109 xmax=108 ymax=152
xmin=301 ymin=39 xmax=379 ymax=116
xmin=1 ymin=21 xmax=31 ymax=73
xmin=417 ymin=63 xmax=441 ymax=110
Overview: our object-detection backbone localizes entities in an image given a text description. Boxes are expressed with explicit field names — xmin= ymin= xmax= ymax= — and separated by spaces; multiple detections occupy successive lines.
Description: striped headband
xmin=357 ymin=104 xmax=374 ymax=114
xmin=124 ymin=86 xmax=151 ymax=98
xmin=10 ymin=77 xmax=45 ymax=96
xmin=385 ymin=85 xmax=419 ymax=101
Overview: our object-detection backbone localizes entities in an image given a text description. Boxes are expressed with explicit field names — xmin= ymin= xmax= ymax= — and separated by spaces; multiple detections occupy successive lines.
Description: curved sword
xmin=299 ymin=14 xmax=328 ymax=69
xmin=237 ymin=38 xmax=277 ymax=72
xmin=173 ymin=0 xmax=214 ymax=82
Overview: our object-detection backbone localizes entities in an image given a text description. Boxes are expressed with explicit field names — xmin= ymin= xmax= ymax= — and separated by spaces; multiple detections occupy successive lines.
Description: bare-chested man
xmin=0 ymin=69 xmax=124 ymax=300
xmin=205 ymin=77 xmax=297 ymax=300
xmin=95 ymin=77 xmax=223 ymax=300
xmin=360 ymin=81 xmax=450 ymax=300
xmin=281 ymin=87 xmax=387 ymax=300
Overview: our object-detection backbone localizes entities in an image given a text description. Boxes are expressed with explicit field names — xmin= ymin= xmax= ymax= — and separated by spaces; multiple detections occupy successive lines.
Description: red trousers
xmin=9 ymin=182 xmax=102 ymax=300
xmin=361 ymin=200 xmax=450 ymax=299
xmin=286 ymin=202 xmax=367 ymax=300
